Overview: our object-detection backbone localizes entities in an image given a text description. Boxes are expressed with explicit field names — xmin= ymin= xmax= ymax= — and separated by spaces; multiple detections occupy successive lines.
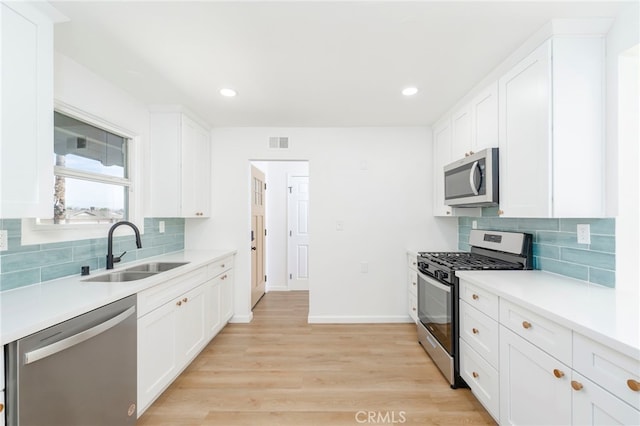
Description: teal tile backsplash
xmin=458 ymin=215 xmax=616 ymax=287
xmin=0 ymin=218 xmax=185 ymax=291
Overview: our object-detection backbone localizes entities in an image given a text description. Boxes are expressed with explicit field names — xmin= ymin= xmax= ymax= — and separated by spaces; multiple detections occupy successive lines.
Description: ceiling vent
xmin=269 ymin=136 xmax=289 ymax=149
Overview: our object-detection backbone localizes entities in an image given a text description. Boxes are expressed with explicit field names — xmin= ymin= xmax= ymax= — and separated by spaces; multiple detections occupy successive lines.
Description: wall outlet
xmin=0 ymin=229 xmax=8 ymax=251
xmin=159 ymin=221 xmax=165 ymax=233
xmin=472 ymin=220 xmax=478 ymax=229
xmin=577 ymin=224 xmax=591 ymax=244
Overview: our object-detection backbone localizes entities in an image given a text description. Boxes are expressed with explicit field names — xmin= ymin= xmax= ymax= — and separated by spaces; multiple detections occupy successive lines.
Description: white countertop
xmin=456 ymin=270 xmax=640 ymax=360
xmin=0 ymin=249 xmax=235 ymax=345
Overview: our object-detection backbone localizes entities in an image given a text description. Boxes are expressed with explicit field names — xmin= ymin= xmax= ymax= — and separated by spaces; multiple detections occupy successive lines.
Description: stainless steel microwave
xmin=444 ymin=147 xmax=499 ymax=207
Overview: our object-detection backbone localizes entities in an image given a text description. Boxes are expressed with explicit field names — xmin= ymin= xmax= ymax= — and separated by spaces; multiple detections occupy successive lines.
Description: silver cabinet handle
xmin=469 ymin=160 xmax=480 ymax=195
xmin=24 ymin=306 xmax=136 ymax=365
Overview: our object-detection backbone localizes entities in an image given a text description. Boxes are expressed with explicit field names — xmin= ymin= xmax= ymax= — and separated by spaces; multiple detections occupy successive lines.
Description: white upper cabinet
xmin=149 ymin=108 xmax=211 ymax=218
xmin=451 ymin=81 xmax=499 ymax=161
xmin=451 ymin=105 xmax=473 ymax=161
xmin=470 ymin=82 xmax=499 ymax=153
xmin=1 ymin=3 xmax=62 ymax=218
xmin=498 ymin=36 xmax=605 ymax=218
xmin=432 ymin=117 xmax=453 ymax=217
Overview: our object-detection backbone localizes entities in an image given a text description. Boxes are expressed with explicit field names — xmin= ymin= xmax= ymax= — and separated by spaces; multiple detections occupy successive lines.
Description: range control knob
xmin=435 ymin=270 xmax=449 ymax=281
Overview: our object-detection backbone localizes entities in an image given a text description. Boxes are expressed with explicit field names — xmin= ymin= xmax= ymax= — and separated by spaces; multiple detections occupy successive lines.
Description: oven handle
xmin=418 ymin=271 xmax=451 ymax=293
xmin=23 ymin=305 xmax=136 ymax=365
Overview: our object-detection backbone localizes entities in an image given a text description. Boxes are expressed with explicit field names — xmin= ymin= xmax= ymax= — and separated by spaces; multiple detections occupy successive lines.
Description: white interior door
xmin=287 ymin=175 xmax=309 ymax=290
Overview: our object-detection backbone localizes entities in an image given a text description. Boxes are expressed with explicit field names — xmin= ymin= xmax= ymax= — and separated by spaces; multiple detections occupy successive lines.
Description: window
xmin=21 ymin=105 xmax=141 ymax=245
xmin=51 ymin=112 xmax=131 ymax=224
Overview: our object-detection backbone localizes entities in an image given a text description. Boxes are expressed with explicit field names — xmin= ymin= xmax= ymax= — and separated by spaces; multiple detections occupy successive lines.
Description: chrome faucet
xmin=106 ymin=221 xmax=142 ymax=269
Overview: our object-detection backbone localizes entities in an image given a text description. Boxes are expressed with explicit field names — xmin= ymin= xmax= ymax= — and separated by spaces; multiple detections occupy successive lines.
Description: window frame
xmin=21 ymin=101 xmax=143 ymax=245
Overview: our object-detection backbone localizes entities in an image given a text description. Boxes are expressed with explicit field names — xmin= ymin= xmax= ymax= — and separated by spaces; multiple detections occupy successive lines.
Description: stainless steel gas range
xmin=416 ymin=229 xmax=533 ymax=388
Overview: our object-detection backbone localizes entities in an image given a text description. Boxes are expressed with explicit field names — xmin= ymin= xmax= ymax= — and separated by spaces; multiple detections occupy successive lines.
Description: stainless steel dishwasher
xmin=5 ymin=294 xmax=137 ymax=426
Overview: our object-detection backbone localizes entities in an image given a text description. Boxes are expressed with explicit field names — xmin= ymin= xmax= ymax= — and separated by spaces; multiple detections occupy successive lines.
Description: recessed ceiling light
xmin=220 ymin=88 xmax=237 ymax=97
xmin=402 ymin=87 xmax=418 ymax=96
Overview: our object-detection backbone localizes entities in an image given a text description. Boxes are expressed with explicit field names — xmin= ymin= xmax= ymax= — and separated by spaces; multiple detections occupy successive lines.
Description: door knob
xmin=251 ymin=246 xmax=257 ymax=251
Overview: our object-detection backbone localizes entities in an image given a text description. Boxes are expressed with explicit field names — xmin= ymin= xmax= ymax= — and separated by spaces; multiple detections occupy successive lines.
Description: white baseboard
xmin=267 ymin=284 xmax=289 ymax=292
xmin=288 ymin=282 xmax=309 ymax=290
xmin=229 ymin=312 xmax=253 ymax=323
xmin=307 ymin=315 xmax=414 ymax=324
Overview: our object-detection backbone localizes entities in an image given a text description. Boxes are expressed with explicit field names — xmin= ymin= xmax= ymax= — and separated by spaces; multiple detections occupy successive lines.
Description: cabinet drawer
xmin=460 ymin=300 xmax=499 ymax=368
xmin=573 ymin=333 xmax=640 ymax=410
xmin=500 ymin=299 xmax=571 ymax=365
xmin=407 ymin=269 xmax=417 ymax=297
xmin=572 ymin=371 xmax=640 ymax=425
xmin=460 ymin=339 xmax=499 ymax=421
xmin=207 ymin=256 xmax=233 ymax=278
xmin=137 ymin=266 xmax=208 ymax=317
xmin=407 ymin=253 xmax=418 ymax=272
xmin=460 ymin=279 xmax=499 ymax=320
xmin=408 ymin=291 xmax=417 ymax=323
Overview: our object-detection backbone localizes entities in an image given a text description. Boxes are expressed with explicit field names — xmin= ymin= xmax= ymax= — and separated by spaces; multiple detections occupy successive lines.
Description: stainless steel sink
xmin=124 ymin=262 xmax=189 ymax=273
xmin=82 ymin=271 xmax=158 ymax=282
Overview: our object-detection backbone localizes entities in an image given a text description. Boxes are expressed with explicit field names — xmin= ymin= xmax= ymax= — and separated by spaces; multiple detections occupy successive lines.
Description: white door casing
xmin=288 ymin=175 xmax=309 ymax=290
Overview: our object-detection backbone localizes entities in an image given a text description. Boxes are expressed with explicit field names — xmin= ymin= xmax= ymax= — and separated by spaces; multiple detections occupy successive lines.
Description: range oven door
xmin=417 ymin=271 xmax=453 ymax=355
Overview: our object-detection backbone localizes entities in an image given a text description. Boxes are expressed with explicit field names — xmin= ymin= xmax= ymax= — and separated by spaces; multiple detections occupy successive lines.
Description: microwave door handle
xmin=469 ymin=161 xmax=480 ymax=195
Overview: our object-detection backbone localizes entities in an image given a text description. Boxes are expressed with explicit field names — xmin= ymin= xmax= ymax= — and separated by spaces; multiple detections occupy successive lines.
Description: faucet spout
xmin=106 ymin=221 xmax=143 ymax=269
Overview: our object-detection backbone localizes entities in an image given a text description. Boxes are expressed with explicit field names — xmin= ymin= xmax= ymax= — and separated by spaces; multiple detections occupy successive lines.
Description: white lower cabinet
xmin=138 ymin=282 xmax=207 ymax=414
xmin=572 ymin=371 xmax=640 ymax=425
xmin=499 ymin=325 xmax=572 ymax=425
xmin=137 ymin=256 xmax=235 ymax=417
xmin=407 ymin=252 xmax=418 ymax=323
xmin=460 ymin=339 xmax=499 ymax=421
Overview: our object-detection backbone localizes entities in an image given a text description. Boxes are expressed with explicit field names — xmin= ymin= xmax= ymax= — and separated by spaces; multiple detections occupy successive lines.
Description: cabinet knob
xmin=628 ymin=379 xmax=640 ymax=392
xmin=221 ymin=264 xmax=225 ymax=268
xmin=469 ymin=151 xmax=474 ymax=155
xmin=571 ymin=380 xmax=583 ymax=391
xmin=0 ymin=403 xmax=4 ymax=413
xmin=221 ymin=274 xmax=228 ymax=280
xmin=446 ymin=211 xmax=451 ymax=215
xmin=498 ymin=209 xmax=504 ymax=216
xmin=522 ymin=321 xmax=532 ymax=329
xmin=465 ymin=152 xmax=470 ymax=157
xmin=412 ymin=307 xmax=417 ymax=312
xmin=183 ymin=297 xmax=188 ymax=303
xmin=472 ymin=371 xmax=479 ymax=378
xmin=412 ymin=281 xmax=417 ymax=287
xmin=176 ymin=301 xmax=182 ymax=306
xmin=412 ymin=261 xmax=417 ymax=266
xmin=553 ymin=369 xmax=565 ymax=378
xmin=472 ymin=294 xmax=479 ymax=300
xmin=472 ymin=328 xmax=479 ymax=335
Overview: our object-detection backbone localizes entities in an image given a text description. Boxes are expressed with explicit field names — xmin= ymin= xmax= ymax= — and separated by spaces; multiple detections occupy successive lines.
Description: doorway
xmin=250 ymin=161 xmax=309 ymax=303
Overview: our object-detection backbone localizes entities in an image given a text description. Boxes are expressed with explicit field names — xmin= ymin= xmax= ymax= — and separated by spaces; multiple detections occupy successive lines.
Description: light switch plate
xmin=577 ymin=224 xmax=591 ymax=244
xmin=0 ymin=230 xmax=8 ymax=251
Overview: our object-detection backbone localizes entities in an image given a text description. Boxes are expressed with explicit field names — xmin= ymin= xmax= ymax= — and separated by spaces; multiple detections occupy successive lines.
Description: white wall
xmin=54 ymin=52 xmax=150 ymax=225
xmin=605 ymin=3 xmax=640 ymax=294
xmin=186 ymin=128 xmax=458 ymax=323
xmin=252 ymin=161 xmax=309 ymax=292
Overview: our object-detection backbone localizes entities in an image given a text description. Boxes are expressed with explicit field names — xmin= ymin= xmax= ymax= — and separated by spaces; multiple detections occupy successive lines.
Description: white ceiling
xmin=51 ymin=1 xmax=631 ymax=127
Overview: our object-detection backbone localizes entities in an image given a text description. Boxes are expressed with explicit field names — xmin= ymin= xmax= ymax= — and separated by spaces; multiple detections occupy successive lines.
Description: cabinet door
xmin=1 ymin=3 xmax=54 ymax=218
xmin=181 ymin=114 xmax=211 ymax=217
xmin=572 ymin=371 xmax=640 ymax=426
xmin=220 ymin=269 xmax=234 ymax=323
xmin=176 ymin=283 xmax=207 ymax=364
xmin=451 ymin=105 xmax=473 ymax=160
xmin=498 ymin=40 xmax=552 ymax=218
xmin=471 ymin=82 xmax=499 ymax=153
xmin=137 ymin=301 xmax=178 ymax=414
xmin=206 ymin=278 xmax=222 ymax=338
xmin=500 ymin=326 xmax=571 ymax=426
xmin=433 ymin=117 xmax=453 ymax=216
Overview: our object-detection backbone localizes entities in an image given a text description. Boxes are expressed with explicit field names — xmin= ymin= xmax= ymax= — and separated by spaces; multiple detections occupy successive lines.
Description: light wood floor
xmin=138 ymin=291 xmax=496 ymax=426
